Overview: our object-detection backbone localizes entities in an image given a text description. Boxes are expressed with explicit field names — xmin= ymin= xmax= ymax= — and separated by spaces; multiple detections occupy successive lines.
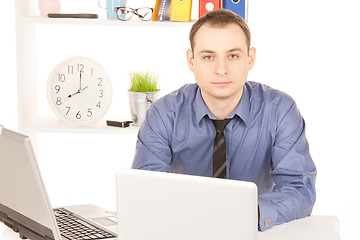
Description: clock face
xmin=47 ymin=56 xmax=112 ymax=126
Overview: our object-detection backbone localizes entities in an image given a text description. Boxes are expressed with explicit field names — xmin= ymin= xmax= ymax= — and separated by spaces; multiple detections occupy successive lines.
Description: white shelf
xmin=15 ymin=0 xmax=190 ymax=140
xmin=22 ymin=116 xmax=139 ymax=135
xmin=20 ymin=16 xmax=195 ymax=27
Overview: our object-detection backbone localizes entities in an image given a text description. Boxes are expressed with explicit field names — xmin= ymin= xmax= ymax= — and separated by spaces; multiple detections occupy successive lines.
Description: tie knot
xmin=211 ymin=118 xmax=232 ymax=133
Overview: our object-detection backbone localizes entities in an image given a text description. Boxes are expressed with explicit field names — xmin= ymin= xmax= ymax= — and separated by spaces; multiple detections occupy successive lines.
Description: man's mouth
xmin=212 ymin=81 xmax=232 ymax=86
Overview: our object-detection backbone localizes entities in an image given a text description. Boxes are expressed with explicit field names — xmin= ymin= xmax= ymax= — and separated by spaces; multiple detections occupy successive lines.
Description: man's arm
xmin=132 ymin=104 xmax=172 ymax=171
xmin=258 ymin=101 xmax=317 ymax=231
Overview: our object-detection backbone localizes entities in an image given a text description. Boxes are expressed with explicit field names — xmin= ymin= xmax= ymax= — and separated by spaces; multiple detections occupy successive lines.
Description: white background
xmin=1 ymin=0 xmax=360 ymax=239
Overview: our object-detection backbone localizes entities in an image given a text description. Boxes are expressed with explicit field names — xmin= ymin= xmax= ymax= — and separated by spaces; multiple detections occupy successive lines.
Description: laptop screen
xmin=0 ymin=126 xmax=60 ymax=240
xmin=116 ymin=168 xmax=258 ymax=240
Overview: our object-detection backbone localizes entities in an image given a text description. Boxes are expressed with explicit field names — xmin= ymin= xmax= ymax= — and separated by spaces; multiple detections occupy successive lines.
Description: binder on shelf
xmin=199 ymin=0 xmax=221 ymax=18
xmin=152 ymin=0 xmax=172 ymax=21
xmin=223 ymin=0 xmax=247 ymax=21
xmin=170 ymin=0 xmax=192 ymax=22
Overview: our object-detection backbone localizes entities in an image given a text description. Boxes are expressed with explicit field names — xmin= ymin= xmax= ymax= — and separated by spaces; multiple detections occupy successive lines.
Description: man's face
xmin=187 ymin=23 xmax=256 ymax=104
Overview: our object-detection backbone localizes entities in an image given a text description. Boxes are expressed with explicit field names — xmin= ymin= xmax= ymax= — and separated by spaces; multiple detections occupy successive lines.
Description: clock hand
xmin=64 ymin=72 xmax=83 ymax=100
xmin=80 ymin=86 xmax=88 ymax=92
xmin=64 ymin=85 xmax=88 ymax=101
xmin=65 ymin=85 xmax=88 ymax=99
xmin=60 ymin=88 xmax=80 ymax=104
xmin=60 ymin=83 xmax=88 ymax=105
xmin=60 ymin=93 xmax=75 ymax=103
xmin=67 ymin=90 xmax=80 ymax=98
xmin=79 ymin=71 xmax=82 ymax=92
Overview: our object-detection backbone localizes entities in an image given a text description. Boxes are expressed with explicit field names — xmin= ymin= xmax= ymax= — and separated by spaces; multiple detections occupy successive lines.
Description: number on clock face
xmin=47 ymin=57 xmax=112 ymax=126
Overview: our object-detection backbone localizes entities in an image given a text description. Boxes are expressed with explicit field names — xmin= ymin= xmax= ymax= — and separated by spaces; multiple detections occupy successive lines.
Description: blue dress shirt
xmin=132 ymin=82 xmax=316 ymax=231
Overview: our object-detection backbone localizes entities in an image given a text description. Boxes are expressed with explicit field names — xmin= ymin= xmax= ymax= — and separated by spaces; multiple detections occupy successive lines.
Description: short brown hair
xmin=189 ymin=9 xmax=251 ymax=52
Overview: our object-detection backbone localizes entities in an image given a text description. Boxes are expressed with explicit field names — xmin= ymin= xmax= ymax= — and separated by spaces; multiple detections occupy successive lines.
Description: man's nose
xmin=215 ymin=58 xmax=229 ymax=75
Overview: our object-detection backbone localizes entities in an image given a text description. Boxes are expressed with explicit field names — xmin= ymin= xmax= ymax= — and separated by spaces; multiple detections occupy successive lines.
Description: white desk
xmin=258 ymin=216 xmax=341 ymax=240
xmin=0 ymin=215 xmax=340 ymax=240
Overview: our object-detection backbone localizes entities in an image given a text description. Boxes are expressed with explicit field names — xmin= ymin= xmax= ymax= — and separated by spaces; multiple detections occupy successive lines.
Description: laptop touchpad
xmin=91 ymin=217 xmax=117 ymax=226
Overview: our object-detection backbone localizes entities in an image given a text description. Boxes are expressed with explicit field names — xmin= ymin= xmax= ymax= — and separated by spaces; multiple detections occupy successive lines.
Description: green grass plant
xmin=128 ymin=70 xmax=159 ymax=92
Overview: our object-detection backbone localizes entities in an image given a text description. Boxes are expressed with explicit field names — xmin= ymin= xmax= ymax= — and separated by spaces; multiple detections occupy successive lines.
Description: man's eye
xmin=203 ymin=56 xmax=213 ymax=60
xmin=229 ymin=54 xmax=239 ymax=59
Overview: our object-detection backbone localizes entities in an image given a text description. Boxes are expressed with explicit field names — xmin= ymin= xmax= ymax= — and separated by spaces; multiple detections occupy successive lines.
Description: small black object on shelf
xmin=106 ymin=120 xmax=133 ymax=128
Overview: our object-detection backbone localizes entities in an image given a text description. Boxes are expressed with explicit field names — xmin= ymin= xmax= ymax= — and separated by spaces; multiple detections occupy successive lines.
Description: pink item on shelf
xmin=38 ymin=0 xmax=61 ymax=17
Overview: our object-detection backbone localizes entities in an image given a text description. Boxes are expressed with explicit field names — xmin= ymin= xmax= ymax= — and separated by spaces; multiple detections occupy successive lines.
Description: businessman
xmin=132 ymin=9 xmax=316 ymax=231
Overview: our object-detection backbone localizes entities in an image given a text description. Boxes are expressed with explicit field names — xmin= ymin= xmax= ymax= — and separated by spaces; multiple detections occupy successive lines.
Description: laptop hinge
xmin=0 ymin=204 xmax=55 ymax=240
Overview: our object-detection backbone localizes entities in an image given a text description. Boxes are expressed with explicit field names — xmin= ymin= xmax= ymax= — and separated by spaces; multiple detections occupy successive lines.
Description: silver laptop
xmin=116 ymin=168 xmax=258 ymax=240
xmin=0 ymin=126 xmax=117 ymax=240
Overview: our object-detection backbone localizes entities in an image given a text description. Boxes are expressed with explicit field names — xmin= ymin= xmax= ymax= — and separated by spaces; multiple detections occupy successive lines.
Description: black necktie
xmin=211 ymin=118 xmax=232 ymax=178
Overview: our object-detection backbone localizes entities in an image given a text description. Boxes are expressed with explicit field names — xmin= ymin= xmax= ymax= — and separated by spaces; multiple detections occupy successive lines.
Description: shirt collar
xmin=193 ymin=85 xmax=211 ymax=124
xmin=193 ymin=83 xmax=251 ymax=126
xmin=231 ymin=84 xmax=251 ymax=126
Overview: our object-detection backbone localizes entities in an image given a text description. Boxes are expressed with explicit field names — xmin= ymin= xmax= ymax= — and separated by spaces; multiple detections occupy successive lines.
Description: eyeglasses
xmin=114 ymin=7 xmax=153 ymax=21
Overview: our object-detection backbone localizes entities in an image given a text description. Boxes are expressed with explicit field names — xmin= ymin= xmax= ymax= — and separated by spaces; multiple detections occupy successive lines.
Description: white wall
xmin=1 ymin=1 xmax=359 ymax=239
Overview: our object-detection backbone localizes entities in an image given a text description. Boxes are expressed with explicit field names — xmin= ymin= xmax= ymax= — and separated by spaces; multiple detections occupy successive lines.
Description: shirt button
xmin=265 ymin=219 xmax=271 ymax=227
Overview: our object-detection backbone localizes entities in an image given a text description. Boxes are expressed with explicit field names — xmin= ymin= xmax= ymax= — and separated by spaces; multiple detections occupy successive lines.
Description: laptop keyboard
xmin=54 ymin=208 xmax=116 ymax=240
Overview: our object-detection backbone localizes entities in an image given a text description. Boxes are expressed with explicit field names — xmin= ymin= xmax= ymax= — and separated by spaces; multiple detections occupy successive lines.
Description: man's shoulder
xmin=154 ymin=83 xmax=198 ymax=111
xmin=246 ymin=81 xmax=295 ymax=110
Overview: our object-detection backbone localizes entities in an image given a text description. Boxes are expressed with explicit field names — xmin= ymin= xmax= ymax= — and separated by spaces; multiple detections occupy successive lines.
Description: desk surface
xmin=1 ymin=215 xmax=341 ymax=240
xmin=258 ymin=215 xmax=341 ymax=240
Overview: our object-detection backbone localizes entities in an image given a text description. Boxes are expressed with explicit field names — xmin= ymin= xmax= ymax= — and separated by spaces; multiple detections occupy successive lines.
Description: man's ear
xmin=248 ymin=47 xmax=256 ymax=70
xmin=186 ymin=49 xmax=194 ymax=72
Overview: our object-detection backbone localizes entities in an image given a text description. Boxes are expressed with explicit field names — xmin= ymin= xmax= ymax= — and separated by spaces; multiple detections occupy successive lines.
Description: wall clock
xmin=47 ymin=56 xmax=112 ymax=126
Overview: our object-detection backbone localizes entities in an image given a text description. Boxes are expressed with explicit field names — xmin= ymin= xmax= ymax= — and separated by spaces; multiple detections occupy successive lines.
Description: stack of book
xmin=152 ymin=0 xmax=247 ymax=22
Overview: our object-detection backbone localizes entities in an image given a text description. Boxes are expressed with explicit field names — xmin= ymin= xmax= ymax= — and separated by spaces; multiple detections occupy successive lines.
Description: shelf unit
xmin=19 ymin=15 xmax=195 ymax=26
xmin=15 ymin=0 xmax=194 ymax=148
